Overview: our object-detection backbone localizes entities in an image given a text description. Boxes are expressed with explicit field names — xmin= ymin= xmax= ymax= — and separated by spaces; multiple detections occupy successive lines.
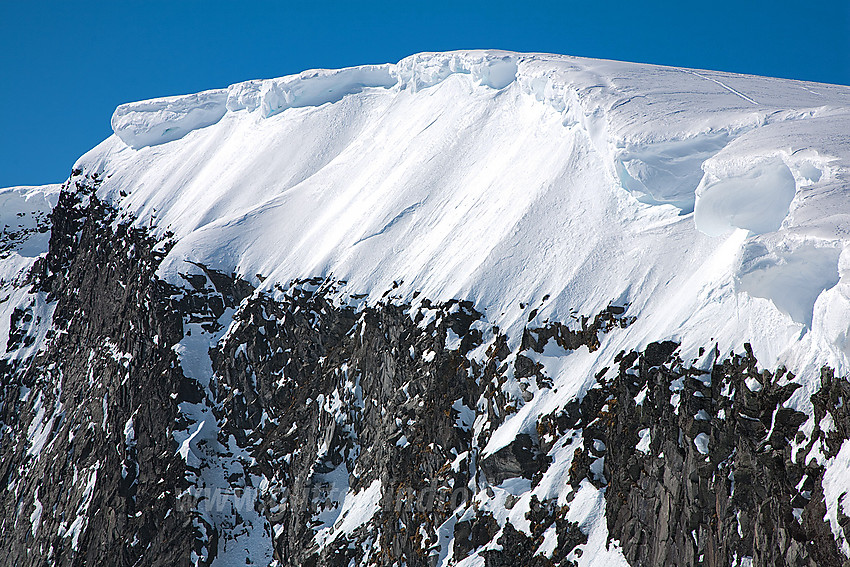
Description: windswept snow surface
xmin=49 ymin=50 xmax=850 ymax=564
xmin=83 ymin=51 xmax=850 ymax=380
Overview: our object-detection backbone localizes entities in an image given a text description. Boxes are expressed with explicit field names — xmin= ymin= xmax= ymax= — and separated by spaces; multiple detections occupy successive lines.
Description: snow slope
xmin=79 ymin=51 xmax=850 ymax=380
xmin=14 ymin=50 xmax=850 ymax=565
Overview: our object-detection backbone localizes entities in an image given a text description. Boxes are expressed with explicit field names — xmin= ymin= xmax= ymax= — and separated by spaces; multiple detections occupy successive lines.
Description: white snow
xmin=634 ymin=385 xmax=648 ymax=406
xmin=123 ymin=415 xmax=136 ymax=446
xmin=565 ymin=480 xmax=630 ymax=567
xmin=229 ymin=65 xmax=396 ymax=117
xmin=0 ymin=185 xmax=60 ymax=368
xmin=616 ymin=132 xmax=731 ymax=211
xmin=452 ymin=398 xmax=475 ymax=431
xmin=636 ymin=428 xmax=652 ymax=453
xmin=695 ymin=156 xmax=797 ymax=236
xmin=536 ymin=524 xmax=558 ymax=558
xmin=316 ymin=479 xmax=382 ymax=548
xmin=694 ymin=432 xmax=710 ymax=455
xmin=823 ymin=440 xmax=850 ymax=555
xmin=396 ymin=51 xmax=518 ymax=91
xmin=177 ymin=419 xmax=206 ymax=466
xmin=26 ymin=389 xmax=62 ymax=458
xmin=737 ymin=242 xmax=841 ymax=327
xmin=66 ymin=49 xmax=850 ymax=392
xmin=112 ymin=89 xmax=229 ymax=149
xmin=0 ymin=185 xmax=59 ymax=257
xmin=30 ymin=490 xmax=42 ymax=537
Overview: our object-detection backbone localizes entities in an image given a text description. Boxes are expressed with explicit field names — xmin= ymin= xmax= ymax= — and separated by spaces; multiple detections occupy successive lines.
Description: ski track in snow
xmin=680 ymin=69 xmax=759 ymax=105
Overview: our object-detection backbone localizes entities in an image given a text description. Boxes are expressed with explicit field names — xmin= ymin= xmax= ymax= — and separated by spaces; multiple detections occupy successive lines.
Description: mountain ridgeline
xmin=3 ymin=51 xmax=850 ymax=566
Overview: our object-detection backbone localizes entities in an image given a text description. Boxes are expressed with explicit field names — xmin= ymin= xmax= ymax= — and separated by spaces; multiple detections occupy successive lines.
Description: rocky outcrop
xmin=0 ymin=174 xmax=195 ymax=566
xmin=208 ymin=289 xmax=484 ymax=566
xmin=604 ymin=343 xmax=850 ymax=567
xmin=1 ymin=175 xmax=850 ymax=567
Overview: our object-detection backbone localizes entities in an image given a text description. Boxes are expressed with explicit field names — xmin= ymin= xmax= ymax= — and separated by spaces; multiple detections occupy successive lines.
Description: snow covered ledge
xmin=394 ymin=50 xmax=518 ymax=91
xmin=693 ymin=123 xmax=844 ymax=331
xmin=110 ymin=51 xmax=520 ymax=150
xmin=693 ymin=119 xmax=836 ymax=238
xmin=111 ymin=89 xmax=228 ymax=149
xmin=694 ymin=154 xmax=798 ymax=237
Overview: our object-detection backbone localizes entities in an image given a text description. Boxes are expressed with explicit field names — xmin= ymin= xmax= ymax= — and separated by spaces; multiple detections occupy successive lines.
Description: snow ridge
xmin=112 ymin=89 xmax=229 ymax=149
xmin=94 ymin=50 xmax=850 ymax=378
xmin=111 ymin=51 xmax=524 ymax=150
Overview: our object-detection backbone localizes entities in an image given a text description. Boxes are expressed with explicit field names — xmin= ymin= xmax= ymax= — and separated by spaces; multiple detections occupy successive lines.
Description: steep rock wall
xmin=1 ymin=177 xmax=849 ymax=566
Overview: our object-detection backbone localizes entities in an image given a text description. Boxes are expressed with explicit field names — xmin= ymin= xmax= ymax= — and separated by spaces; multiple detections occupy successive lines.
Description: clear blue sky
xmin=2 ymin=0 xmax=848 ymax=188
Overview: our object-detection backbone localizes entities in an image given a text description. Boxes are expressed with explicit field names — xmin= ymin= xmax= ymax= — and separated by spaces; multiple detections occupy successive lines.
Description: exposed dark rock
xmin=0 ymin=174 xmax=195 ymax=567
xmin=604 ymin=342 xmax=850 ymax=567
xmin=2 ymin=174 xmax=850 ymax=567
xmin=210 ymin=291 xmax=485 ymax=566
xmin=480 ymin=433 xmax=548 ymax=485
xmin=454 ymin=512 xmax=498 ymax=558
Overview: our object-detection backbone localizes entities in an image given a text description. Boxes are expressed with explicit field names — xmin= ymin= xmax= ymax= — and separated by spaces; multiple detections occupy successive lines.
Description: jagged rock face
xmin=0 ymin=177 xmax=194 ymax=567
xmin=210 ymin=292 xmax=484 ymax=566
xmin=200 ymin=280 xmax=597 ymax=567
xmin=2 ymin=177 xmax=850 ymax=567
xmin=603 ymin=344 xmax=850 ymax=567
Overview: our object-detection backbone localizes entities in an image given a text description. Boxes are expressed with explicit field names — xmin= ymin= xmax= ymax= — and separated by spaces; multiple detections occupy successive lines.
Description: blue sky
xmin=2 ymin=0 xmax=848 ymax=188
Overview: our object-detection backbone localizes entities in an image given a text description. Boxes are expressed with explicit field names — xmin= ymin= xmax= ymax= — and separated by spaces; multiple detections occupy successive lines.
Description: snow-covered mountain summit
xmin=89 ymin=50 xmax=850 ymax=379
xmin=4 ymin=50 xmax=850 ymax=567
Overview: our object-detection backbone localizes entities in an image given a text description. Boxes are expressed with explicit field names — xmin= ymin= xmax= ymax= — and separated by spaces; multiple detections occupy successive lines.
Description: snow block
xmin=615 ymin=132 xmax=731 ymax=212
xmin=737 ymin=241 xmax=841 ymax=327
xmin=226 ymin=65 xmax=397 ymax=117
xmin=395 ymin=51 xmax=518 ymax=92
xmin=111 ymin=89 xmax=228 ymax=149
xmin=694 ymin=156 xmax=797 ymax=236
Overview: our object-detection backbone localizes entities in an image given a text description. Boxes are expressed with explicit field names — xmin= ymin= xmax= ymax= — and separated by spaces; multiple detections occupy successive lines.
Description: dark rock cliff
xmin=603 ymin=344 xmax=850 ymax=567
xmin=0 ymin=175 xmax=194 ymax=566
xmin=1 ymin=176 xmax=849 ymax=566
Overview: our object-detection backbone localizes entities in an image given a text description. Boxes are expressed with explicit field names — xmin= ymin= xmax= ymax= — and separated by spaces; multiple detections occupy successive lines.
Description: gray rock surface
xmin=1 ymin=176 xmax=849 ymax=566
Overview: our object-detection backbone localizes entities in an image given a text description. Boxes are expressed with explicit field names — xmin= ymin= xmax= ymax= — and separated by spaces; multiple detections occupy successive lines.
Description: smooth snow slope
xmin=80 ymin=51 xmax=850 ymax=380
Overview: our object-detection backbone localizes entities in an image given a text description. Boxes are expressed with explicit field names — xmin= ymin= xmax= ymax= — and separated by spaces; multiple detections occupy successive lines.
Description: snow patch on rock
xmin=316 ymin=479 xmax=382 ymax=548
xmin=822 ymin=440 xmax=850 ymax=556
xmin=0 ymin=185 xmax=59 ymax=257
